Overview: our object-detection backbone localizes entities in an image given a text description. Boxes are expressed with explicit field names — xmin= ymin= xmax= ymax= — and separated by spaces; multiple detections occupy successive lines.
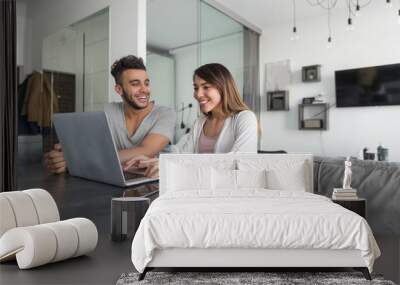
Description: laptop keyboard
xmin=124 ymin=172 xmax=145 ymax=180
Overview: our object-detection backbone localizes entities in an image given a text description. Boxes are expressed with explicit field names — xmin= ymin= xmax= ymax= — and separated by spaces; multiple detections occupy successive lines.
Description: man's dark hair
xmin=111 ymin=55 xmax=146 ymax=85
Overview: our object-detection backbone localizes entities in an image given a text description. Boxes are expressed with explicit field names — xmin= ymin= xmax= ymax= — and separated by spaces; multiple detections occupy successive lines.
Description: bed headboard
xmin=159 ymin=153 xmax=313 ymax=196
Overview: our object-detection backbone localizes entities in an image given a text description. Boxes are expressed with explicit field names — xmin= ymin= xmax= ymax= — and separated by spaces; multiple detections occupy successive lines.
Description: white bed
xmin=131 ymin=154 xmax=380 ymax=280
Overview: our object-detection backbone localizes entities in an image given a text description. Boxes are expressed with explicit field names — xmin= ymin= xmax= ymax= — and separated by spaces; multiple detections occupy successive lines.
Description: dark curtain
xmin=0 ymin=0 xmax=17 ymax=192
xmin=242 ymin=27 xmax=260 ymax=147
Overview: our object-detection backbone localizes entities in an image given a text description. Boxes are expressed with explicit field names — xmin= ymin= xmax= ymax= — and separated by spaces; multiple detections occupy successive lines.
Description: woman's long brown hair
xmin=193 ymin=63 xmax=248 ymax=117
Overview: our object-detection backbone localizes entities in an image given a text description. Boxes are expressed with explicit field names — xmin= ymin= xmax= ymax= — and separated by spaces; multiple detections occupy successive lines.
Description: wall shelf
xmin=267 ymin=90 xmax=289 ymax=111
xmin=298 ymin=103 xmax=329 ymax=130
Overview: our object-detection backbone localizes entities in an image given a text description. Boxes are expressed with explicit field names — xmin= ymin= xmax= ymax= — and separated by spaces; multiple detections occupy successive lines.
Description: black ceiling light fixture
xmin=300 ymin=1 xmax=396 ymax=44
xmin=327 ymin=0 xmax=333 ymax=47
xmin=290 ymin=0 xmax=300 ymax=40
xmin=398 ymin=9 xmax=400 ymax=24
xmin=398 ymin=0 xmax=400 ymax=24
xmin=346 ymin=0 xmax=355 ymax=31
xmin=354 ymin=0 xmax=361 ymax=17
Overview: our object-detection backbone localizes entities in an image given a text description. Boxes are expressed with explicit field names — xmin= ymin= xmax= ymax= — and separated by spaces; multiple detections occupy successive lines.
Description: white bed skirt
xmin=148 ymin=248 xmax=366 ymax=268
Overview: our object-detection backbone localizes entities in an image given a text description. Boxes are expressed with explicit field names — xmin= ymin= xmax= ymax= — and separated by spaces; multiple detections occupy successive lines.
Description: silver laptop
xmin=52 ymin=111 xmax=158 ymax=187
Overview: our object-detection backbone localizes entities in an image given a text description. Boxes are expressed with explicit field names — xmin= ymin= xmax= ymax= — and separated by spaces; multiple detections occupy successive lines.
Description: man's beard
xmin=121 ymin=90 xmax=148 ymax=110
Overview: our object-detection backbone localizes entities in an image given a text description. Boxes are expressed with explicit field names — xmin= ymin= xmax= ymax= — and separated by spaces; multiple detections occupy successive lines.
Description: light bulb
xmin=355 ymin=5 xmax=361 ymax=17
xmin=290 ymin=26 xmax=300 ymax=40
xmin=346 ymin=18 xmax=355 ymax=31
xmin=327 ymin=36 xmax=333 ymax=48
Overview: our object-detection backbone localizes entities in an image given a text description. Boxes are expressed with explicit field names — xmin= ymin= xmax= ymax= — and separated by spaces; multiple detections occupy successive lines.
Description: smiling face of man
xmin=115 ymin=69 xmax=151 ymax=110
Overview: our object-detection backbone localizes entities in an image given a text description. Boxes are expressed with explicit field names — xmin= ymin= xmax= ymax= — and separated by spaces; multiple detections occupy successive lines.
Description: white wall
xmin=259 ymin=2 xmax=400 ymax=161
xmin=22 ymin=0 xmax=145 ymax=103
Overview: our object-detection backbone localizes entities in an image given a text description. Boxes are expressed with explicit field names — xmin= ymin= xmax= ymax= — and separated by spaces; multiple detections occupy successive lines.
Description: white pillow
xmin=211 ymin=168 xmax=268 ymax=191
xmin=236 ymin=169 xmax=268 ymax=189
xmin=237 ymin=158 xmax=308 ymax=191
xmin=266 ymin=167 xmax=306 ymax=191
xmin=212 ymin=168 xmax=236 ymax=190
xmin=167 ymin=162 xmax=212 ymax=192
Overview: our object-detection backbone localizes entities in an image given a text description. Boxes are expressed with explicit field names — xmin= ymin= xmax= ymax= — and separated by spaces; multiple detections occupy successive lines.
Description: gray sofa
xmin=313 ymin=156 xmax=400 ymax=236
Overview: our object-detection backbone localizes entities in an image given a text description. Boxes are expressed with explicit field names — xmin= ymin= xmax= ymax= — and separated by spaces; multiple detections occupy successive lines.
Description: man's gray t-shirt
xmin=104 ymin=102 xmax=176 ymax=150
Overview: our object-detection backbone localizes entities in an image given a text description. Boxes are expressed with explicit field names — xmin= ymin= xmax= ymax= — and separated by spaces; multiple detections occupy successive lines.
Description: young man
xmin=44 ymin=55 xmax=176 ymax=174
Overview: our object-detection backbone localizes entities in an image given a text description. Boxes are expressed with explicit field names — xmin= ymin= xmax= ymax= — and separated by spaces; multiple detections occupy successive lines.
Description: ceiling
xmin=212 ymin=0 xmax=349 ymax=28
xmin=147 ymin=0 xmax=350 ymax=52
xmin=147 ymin=0 xmax=243 ymax=52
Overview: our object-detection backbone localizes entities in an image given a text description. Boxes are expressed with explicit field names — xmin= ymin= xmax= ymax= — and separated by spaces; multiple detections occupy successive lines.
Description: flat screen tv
xmin=335 ymin=63 xmax=400 ymax=107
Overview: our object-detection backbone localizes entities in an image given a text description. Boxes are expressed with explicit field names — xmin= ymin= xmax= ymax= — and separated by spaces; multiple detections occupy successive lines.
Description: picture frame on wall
xmin=302 ymin=65 xmax=321 ymax=82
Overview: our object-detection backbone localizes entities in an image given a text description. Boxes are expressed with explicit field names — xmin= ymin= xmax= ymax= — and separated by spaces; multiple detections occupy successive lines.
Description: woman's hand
xmin=122 ymin=155 xmax=160 ymax=178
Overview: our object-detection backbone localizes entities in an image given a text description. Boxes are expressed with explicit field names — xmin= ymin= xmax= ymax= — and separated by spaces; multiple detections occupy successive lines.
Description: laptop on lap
xmin=53 ymin=111 xmax=158 ymax=187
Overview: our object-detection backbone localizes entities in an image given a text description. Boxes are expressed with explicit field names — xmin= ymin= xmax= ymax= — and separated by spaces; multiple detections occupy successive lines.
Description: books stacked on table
xmin=332 ymin=188 xmax=358 ymax=200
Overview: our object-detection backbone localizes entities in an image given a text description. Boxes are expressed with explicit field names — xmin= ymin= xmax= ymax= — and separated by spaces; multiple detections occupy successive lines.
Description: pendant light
xmin=346 ymin=0 xmax=355 ymax=31
xmin=291 ymin=0 xmax=300 ymax=40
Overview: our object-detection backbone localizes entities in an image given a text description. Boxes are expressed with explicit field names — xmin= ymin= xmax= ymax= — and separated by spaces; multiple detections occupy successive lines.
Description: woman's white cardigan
xmin=170 ymin=110 xmax=258 ymax=153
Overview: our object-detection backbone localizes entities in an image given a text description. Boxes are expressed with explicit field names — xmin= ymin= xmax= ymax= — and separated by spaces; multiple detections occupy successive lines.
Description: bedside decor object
xmin=343 ymin=157 xmax=352 ymax=189
xmin=332 ymin=188 xmax=358 ymax=200
xmin=111 ymin=197 xmax=150 ymax=242
xmin=267 ymin=90 xmax=289 ymax=111
xmin=302 ymin=65 xmax=321 ymax=82
xmin=332 ymin=158 xmax=358 ymax=200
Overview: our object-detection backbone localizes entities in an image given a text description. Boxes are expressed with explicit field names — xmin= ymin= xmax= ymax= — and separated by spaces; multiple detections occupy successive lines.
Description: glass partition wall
xmin=16 ymin=5 xmax=109 ymax=172
xmin=147 ymin=0 xmax=259 ymax=142
xmin=16 ymin=0 xmax=258 ymax=182
xmin=40 ymin=9 xmax=109 ymax=152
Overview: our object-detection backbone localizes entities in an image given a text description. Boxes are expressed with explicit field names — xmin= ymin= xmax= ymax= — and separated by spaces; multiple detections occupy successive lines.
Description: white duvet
xmin=131 ymin=190 xmax=380 ymax=273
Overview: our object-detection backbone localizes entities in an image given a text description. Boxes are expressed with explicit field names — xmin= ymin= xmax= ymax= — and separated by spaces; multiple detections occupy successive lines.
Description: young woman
xmin=123 ymin=63 xmax=258 ymax=177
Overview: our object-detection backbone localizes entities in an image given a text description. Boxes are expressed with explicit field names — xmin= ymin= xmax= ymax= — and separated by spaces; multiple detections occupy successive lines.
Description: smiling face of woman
xmin=193 ymin=75 xmax=222 ymax=114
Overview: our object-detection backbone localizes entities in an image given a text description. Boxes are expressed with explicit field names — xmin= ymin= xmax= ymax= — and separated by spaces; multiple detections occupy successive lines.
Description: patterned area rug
xmin=116 ymin=271 xmax=396 ymax=285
